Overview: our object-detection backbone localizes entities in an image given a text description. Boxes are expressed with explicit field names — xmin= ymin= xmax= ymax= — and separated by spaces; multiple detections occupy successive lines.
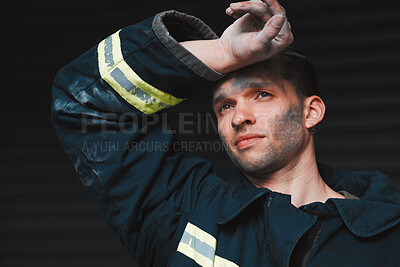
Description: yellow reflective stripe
xmin=110 ymin=30 xmax=123 ymax=66
xmin=97 ymin=30 xmax=184 ymax=114
xmin=177 ymin=222 xmax=239 ymax=267
xmin=214 ymin=255 xmax=239 ymax=267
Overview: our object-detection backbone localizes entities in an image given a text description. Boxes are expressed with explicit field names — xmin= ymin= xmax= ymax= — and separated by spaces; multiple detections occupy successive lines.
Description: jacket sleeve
xmin=51 ymin=10 xmax=225 ymax=259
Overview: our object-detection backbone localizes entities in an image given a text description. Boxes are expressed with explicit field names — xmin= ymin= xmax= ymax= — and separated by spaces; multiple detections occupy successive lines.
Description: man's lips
xmin=235 ymin=134 xmax=265 ymax=149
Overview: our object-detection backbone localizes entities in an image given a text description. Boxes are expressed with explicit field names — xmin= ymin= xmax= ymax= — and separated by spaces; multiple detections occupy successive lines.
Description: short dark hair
xmin=278 ymin=46 xmax=319 ymax=98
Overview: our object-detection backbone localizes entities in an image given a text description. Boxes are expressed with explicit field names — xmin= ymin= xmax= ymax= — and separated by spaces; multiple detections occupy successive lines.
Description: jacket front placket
xmin=263 ymin=192 xmax=317 ymax=267
xmin=216 ymin=169 xmax=319 ymax=266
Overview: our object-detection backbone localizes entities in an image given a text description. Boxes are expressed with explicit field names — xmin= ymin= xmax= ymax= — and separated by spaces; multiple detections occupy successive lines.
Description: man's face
xmin=213 ymin=62 xmax=307 ymax=178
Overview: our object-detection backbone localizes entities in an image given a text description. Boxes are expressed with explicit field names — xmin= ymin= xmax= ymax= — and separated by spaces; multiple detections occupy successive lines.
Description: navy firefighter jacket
xmin=52 ymin=10 xmax=400 ymax=267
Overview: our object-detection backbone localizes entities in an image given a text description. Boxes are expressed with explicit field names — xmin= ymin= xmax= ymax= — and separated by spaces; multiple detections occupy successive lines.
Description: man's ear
xmin=303 ymin=95 xmax=326 ymax=129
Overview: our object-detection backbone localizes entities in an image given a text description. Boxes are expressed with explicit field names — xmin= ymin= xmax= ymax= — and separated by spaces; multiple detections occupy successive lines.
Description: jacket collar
xmin=216 ymin=168 xmax=270 ymax=224
xmin=321 ymin=164 xmax=400 ymax=237
xmin=217 ymin=164 xmax=400 ymax=237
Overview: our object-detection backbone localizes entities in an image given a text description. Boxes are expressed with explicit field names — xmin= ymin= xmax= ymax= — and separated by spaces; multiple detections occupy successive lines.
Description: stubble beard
xmin=220 ymin=105 xmax=305 ymax=179
xmin=223 ymin=135 xmax=281 ymax=178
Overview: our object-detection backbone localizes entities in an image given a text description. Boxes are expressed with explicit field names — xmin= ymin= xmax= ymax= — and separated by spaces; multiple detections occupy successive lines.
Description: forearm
xmin=180 ymin=39 xmax=238 ymax=74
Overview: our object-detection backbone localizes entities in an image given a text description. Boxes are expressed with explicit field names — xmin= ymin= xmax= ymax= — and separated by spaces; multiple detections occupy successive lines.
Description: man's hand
xmin=221 ymin=0 xmax=293 ymax=71
xmin=181 ymin=0 xmax=293 ymax=74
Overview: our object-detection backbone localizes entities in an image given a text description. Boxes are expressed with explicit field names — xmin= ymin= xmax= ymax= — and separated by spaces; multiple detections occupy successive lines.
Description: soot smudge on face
xmin=270 ymin=103 xmax=304 ymax=156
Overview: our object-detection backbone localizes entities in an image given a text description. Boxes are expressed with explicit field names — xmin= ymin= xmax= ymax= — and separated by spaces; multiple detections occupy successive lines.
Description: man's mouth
xmin=235 ymin=134 xmax=265 ymax=149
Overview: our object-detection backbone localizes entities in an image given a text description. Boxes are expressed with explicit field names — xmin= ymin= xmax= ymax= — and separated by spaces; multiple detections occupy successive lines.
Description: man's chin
xmin=232 ymin=156 xmax=268 ymax=174
xmin=231 ymin=149 xmax=264 ymax=162
xmin=230 ymin=150 xmax=279 ymax=176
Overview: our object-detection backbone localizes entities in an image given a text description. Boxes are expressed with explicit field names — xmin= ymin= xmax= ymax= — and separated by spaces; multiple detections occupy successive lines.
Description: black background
xmin=2 ymin=0 xmax=400 ymax=266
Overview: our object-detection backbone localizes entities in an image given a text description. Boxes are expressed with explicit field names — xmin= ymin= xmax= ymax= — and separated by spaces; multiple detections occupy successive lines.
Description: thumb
xmin=257 ymin=14 xmax=284 ymax=44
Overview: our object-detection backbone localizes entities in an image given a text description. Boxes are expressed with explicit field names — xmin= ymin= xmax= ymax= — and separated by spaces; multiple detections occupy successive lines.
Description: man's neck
xmin=246 ymin=143 xmax=344 ymax=208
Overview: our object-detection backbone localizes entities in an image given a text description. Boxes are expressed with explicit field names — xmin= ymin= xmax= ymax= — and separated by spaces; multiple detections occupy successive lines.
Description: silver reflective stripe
xmin=97 ymin=30 xmax=184 ymax=114
xmin=180 ymin=230 xmax=216 ymax=262
xmin=104 ymin=35 xmax=114 ymax=67
xmin=177 ymin=222 xmax=239 ymax=267
xmin=110 ymin=68 xmax=154 ymax=104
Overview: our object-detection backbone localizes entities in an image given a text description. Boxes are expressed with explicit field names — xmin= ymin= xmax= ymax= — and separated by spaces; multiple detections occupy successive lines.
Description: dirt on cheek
xmin=270 ymin=105 xmax=304 ymax=154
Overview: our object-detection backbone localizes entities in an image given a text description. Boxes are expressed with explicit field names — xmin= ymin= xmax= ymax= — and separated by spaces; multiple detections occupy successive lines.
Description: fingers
xmin=261 ymin=0 xmax=292 ymax=42
xmin=226 ymin=0 xmax=287 ymax=23
xmin=261 ymin=0 xmax=285 ymax=15
xmin=227 ymin=1 xmax=292 ymax=45
xmin=225 ymin=0 xmax=293 ymax=55
xmin=256 ymin=14 xmax=285 ymax=43
xmin=226 ymin=1 xmax=272 ymax=22
xmin=255 ymin=14 xmax=293 ymax=54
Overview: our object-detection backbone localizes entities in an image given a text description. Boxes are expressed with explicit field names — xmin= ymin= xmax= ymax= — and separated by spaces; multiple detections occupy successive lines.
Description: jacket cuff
xmin=152 ymin=10 xmax=224 ymax=82
xmin=98 ymin=10 xmax=225 ymax=114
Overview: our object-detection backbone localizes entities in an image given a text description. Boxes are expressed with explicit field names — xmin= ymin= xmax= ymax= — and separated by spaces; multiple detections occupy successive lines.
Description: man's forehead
xmin=231 ymin=77 xmax=274 ymax=91
xmin=213 ymin=77 xmax=274 ymax=100
xmin=212 ymin=71 xmax=285 ymax=106
xmin=213 ymin=60 xmax=281 ymax=93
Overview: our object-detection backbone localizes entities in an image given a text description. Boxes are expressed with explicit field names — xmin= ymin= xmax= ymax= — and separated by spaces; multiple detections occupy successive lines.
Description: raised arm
xmin=52 ymin=11 xmax=225 ymax=262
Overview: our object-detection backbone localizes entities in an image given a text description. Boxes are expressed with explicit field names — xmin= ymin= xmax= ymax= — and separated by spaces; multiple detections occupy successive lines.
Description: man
xmin=52 ymin=0 xmax=400 ymax=266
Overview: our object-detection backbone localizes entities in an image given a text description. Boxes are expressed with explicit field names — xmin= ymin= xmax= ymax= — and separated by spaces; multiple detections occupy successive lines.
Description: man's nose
xmin=231 ymin=103 xmax=256 ymax=129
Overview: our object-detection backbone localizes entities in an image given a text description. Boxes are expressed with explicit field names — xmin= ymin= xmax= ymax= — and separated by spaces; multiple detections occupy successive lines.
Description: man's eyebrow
xmin=212 ymin=80 xmax=275 ymax=107
xmin=212 ymin=92 xmax=228 ymax=108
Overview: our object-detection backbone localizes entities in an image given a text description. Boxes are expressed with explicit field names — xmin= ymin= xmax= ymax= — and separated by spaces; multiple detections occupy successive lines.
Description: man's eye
xmin=219 ymin=104 xmax=232 ymax=112
xmin=258 ymin=92 xmax=271 ymax=98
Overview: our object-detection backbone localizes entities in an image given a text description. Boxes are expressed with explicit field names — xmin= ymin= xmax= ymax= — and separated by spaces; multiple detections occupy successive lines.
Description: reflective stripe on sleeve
xmin=97 ymin=30 xmax=184 ymax=114
xmin=177 ymin=222 xmax=239 ymax=267
xmin=214 ymin=255 xmax=239 ymax=267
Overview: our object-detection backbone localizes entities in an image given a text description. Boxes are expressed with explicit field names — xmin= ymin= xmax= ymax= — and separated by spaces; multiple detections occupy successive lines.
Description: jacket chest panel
xmin=308 ymin=219 xmax=400 ymax=266
xmin=171 ymin=214 xmax=270 ymax=266
xmin=167 ymin=194 xmax=268 ymax=266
